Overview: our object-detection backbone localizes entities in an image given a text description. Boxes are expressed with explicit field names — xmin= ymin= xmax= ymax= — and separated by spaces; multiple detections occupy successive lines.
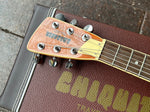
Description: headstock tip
xmin=27 ymin=17 xmax=105 ymax=61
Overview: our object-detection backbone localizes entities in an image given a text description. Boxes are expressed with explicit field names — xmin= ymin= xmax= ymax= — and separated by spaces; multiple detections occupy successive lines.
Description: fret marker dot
xmin=135 ymin=61 xmax=138 ymax=65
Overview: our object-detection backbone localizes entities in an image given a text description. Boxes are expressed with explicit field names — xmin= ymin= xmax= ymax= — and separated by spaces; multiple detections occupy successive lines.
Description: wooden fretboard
xmin=99 ymin=40 xmax=150 ymax=81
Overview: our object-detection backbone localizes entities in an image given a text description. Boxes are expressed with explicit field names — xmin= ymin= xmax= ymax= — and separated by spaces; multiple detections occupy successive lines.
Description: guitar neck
xmin=27 ymin=17 xmax=150 ymax=82
xmin=99 ymin=40 xmax=150 ymax=82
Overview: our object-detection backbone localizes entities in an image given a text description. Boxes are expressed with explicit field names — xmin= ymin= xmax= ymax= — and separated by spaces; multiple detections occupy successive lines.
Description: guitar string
xmin=43 ymin=43 xmax=150 ymax=76
xmin=79 ymin=47 xmax=146 ymax=69
xmin=99 ymin=57 xmax=150 ymax=78
xmin=105 ymin=43 xmax=146 ymax=62
xmin=102 ymin=48 xmax=150 ymax=69
xmin=99 ymin=48 xmax=150 ymax=74
xmin=48 ymin=28 xmax=148 ymax=63
xmin=103 ymin=40 xmax=149 ymax=65
xmin=44 ymin=42 xmax=149 ymax=68
xmin=103 ymin=46 xmax=150 ymax=68
xmin=41 ymin=22 xmax=150 ymax=77
xmin=100 ymin=53 xmax=150 ymax=76
xmin=44 ymin=43 xmax=150 ymax=70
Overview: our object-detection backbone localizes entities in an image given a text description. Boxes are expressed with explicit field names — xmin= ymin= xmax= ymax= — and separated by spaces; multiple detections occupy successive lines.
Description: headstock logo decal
xmin=46 ymin=31 xmax=71 ymax=44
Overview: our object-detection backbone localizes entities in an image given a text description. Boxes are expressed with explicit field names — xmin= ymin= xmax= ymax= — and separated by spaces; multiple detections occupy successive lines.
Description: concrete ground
xmin=0 ymin=0 xmax=150 ymax=95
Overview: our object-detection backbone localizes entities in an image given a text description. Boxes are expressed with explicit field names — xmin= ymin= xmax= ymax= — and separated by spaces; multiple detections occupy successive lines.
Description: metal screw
xmin=52 ymin=22 xmax=59 ymax=29
xmin=53 ymin=46 xmax=61 ymax=53
xmin=37 ymin=43 xmax=45 ymax=50
xmin=67 ymin=28 xmax=74 ymax=35
xmin=82 ymin=34 xmax=90 ymax=42
xmin=70 ymin=48 xmax=78 ymax=55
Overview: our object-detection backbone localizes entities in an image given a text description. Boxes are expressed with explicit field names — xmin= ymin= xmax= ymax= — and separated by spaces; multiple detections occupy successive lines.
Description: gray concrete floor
xmin=0 ymin=0 xmax=150 ymax=95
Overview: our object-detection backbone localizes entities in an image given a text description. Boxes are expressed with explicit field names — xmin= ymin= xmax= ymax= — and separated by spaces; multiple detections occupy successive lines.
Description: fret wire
xmin=140 ymin=68 xmax=150 ymax=76
xmin=100 ymin=56 xmax=150 ymax=78
xmin=102 ymin=55 xmax=138 ymax=71
xmin=46 ymin=42 xmax=149 ymax=68
xmin=106 ymin=46 xmax=143 ymax=62
xmin=125 ymin=69 xmax=139 ymax=76
xmin=81 ymin=45 xmax=150 ymax=73
xmin=100 ymin=59 xmax=124 ymax=69
xmin=106 ymin=44 xmax=131 ymax=55
xmin=102 ymin=50 xmax=150 ymax=72
xmin=138 ymin=54 xmax=147 ymax=76
xmin=126 ymin=69 xmax=150 ymax=81
xmin=140 ymin=75 xmax=150 ymax=81
xmin=45 ymin=43 xmax=150 ymax=77
xmin=104 ymin=46 xmax=143 ymax=61
xmin=100 ymin=58 xmax=126 ymax=70
xmin=125 ymin=49 xmax=134 ymax=71
xmin=101 ymin=54 xmax=150 ymax=75
xmin=104 ymin=47 xmax=131 ymax=59
xmin=102 ymin=49 xmax=138 ymax=67
xmin=100 ymin=58 xmax=139 ymax=75
xmin=104 ymin=46 xmax=150 ymax=67
xmin=45 ymin=43 xmax=148 ymax=67
xmin=112 ymin=44 xmax=120 ymax=65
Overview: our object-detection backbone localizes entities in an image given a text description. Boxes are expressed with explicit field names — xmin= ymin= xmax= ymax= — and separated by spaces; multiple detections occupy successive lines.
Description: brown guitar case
xmin=0 ymin=4 xmax=150 ymax=112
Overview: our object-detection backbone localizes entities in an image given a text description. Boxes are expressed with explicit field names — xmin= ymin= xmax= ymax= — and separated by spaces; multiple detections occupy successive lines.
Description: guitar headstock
xmin=27 ymin=17 xmax=106 ymax=61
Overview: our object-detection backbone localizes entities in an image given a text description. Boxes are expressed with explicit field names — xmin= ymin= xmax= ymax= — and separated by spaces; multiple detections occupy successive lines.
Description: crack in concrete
xmin=139 ymin=11 xmax=148 ymax=34
xmin=0 ymin=27 xmax=24 ymax=39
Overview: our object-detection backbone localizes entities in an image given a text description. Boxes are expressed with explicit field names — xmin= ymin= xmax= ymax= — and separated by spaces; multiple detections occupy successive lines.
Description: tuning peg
xmin=55 ymin=13 xmax=66 ymax=21
xmin=70 ymin=19 xmax=78 ymax=26
xmin=65 ymin=59 xmax=73 ymax=69
xmin=49 ymin=57 xmax=58 ymax=67
xmin=34 ymin=53 xmax=43 ymax=64
xmin=83 ymin=25 xmax=93 ymax=32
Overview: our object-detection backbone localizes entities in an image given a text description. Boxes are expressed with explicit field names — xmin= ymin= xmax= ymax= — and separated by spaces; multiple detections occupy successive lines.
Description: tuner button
xmin=37 ymin=43 xmax=45 ymax=50
xmin=52 ymin=22 xmax=59 ymax=29
xmin=83 ymin=25 xmax=93 ymax=32
xmin=34 ymin=54 xmax=44 ymax=64
xmin=53 ymin=46 xmax=61 ymax=53
xmin=49 ymin=57 xmax=58 ymax=67
xmin=70 ymin=19 xmax=77 ymax=26
xmin=65 ymin=59 xmax=73 ymax=69
xmin=71 ymin=48 xmax=78 ymax=55
xmin=82 ymin=34 xmax=90 ymax=42
xmin=55 ymin=13 xmax=66 ymax=21
xmin=67 ymin=28 xmax=74 ymax=35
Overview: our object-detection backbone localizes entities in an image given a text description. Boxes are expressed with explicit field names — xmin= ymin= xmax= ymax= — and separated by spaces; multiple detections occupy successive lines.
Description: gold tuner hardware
xmin=65 ymin=59 xmax=73 ymax=69
xmin=33 ymin=54 xmax=43 ymax=64
xmin=49 ymin=57 xmax=58 ymax=67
